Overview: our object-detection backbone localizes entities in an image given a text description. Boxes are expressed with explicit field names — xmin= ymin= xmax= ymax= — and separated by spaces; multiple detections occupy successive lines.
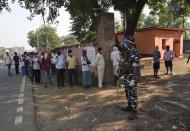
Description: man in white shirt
xmin=32 ymin=53 xmax=41 ymax=84
xmin=111 ymin=46 xmax=121 ymax=85
xmin=81 ymin=50 xmax=91 ymax=88
xmin=164 ymin=45 xmax=175 ymax=75
xmin=95 ymin=47 xmax=105 ymax=88
xmin=55 ymin=51 xmax=66 ymax=88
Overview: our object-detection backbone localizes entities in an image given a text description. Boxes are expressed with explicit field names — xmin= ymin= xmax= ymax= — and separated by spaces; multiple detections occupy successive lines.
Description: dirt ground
xmin=32 ymin=59 xmax=190 ymax=131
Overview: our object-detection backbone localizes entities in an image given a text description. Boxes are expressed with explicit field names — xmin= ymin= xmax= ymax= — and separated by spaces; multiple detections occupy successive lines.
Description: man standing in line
xmin=66 ymin=50 xmax=78 ymax=87
xmin=4 ymin=52 xmax=12 ymax=76
xmin=41 ymin=51 xmax=52 ymax=87
xmin=20 ymin=54 xmax=26 ymax=76
xmin=152 ymin=46 xmax=161 ymax=78
xmin=28 ymin=52 xmax=34 ymax=83
xmin=164 ymin=45 xmax=175 ymax=75
xmin=81 ymin=49 xmax=91 ymax=88
xmin=120 ymin=37 xmax=140 ymax=120
xmin=95 ymin=47 xmax=105 ymax=88
xmin=32 ymin=53 xmax=41 ymax=84
xmin=13 ymin=52 xmax=20 ymax=74
xmin=23 ymin=52 xmax=29 ymax=76
xmin=111 ymin=46 xmax=121 ymax=85
xmin=55 ymin=51 xmax=66 ymax=88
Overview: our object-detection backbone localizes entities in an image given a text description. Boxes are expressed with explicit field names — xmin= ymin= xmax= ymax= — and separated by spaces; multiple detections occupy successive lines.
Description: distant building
xmin=0 ymin=47 xmax=25 ymax=57
xmin=14 ymin=47 xmax=25 ymax=55
xmin=0 ymin=47 xmax=5 ymax=53
xmin=183 ymin=40 xmax=190 ymax=53
xmin=116 ymin=27 xmax=184 ymax=59
xmin=0 ymin=47 xmax=5 ymax=60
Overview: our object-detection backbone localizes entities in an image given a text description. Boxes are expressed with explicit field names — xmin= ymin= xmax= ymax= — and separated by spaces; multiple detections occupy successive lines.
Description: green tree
xmin=149 ymin=0 xmax=190 ymax=28
xmin=65 ymin=0 xmax=102 ymax=42
xmin=184 ymin=22 xmax=190 ymax=40
xmin=1 ymin=0 xmax=190 ymax=39
xmin=27 ymin=25 xmax=61 ymax=50
xmin=61 ymin=35 xmax=78 ymax=46
xmin=0 ymin=0 xmax=10 ymax=12
xmin=137 ymin=13 xmax=146 ymax=29
xmin=144 ymin=15 xmax=158 ymax=28
xmin=115 ymin=21 xmax=124 ymax=33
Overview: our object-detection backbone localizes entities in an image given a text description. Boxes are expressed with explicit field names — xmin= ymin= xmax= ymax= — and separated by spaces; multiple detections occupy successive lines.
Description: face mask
xmin=44 ymin=53 xmax=48 ymax=59
xmin=34 ymin=57 xmax=38 ymax=62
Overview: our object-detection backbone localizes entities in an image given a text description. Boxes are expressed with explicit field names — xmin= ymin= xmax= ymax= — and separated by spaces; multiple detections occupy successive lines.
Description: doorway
xmin=173 ymin=39 xmax=180 ymax=58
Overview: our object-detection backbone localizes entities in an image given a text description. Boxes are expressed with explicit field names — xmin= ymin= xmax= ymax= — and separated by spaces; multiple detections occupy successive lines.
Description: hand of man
xmin=129 ymin=80 xmax=135 ymax=86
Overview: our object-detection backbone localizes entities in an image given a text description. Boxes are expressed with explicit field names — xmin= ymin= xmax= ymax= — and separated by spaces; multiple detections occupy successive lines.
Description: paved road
xmin=0 ymin=63 xmax=36 ymax=131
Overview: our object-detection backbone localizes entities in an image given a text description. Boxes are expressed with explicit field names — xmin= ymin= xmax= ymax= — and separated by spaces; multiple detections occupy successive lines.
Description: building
xmin=0 ymin=47 xmax=5 ymax=60
xmin=0 ymin=47 xmax=25 ymax=58
xmin=14 ymin=47 xmax=25 ymax=55
xmin=183 ymin=40 xmax=190 ymax=53
xmin=116 ymin=27 xmax=184 ymax=59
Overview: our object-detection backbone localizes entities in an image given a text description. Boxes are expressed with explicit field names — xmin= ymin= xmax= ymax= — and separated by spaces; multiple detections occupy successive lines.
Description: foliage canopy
xmin=27 ymin=26 xmax=61 ymax=50
xmin=1 ymin=0 xmax=190 ymax=40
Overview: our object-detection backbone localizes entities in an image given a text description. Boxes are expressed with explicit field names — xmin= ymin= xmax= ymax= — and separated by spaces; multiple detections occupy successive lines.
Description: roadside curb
xmin=30 ymin=83 xmax=44 ymax=131
xmin=32 ymin=85 xmax=55 ymax=131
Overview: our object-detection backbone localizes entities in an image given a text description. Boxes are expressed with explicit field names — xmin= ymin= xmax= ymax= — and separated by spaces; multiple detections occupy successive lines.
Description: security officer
xmin=120 ymin=36 xmax=140 ymax=120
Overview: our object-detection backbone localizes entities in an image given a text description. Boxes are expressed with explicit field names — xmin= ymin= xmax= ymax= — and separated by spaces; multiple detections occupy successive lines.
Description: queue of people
xmin=3 ymin=44 xmax=179 ymax=89
xmin=3 ymin=43 xmax=183 ymax=121
xmin=3 ymin=48 xmax=107 ymax=89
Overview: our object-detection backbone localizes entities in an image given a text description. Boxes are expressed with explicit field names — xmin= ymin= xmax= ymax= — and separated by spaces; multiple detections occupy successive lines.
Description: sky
xmin=0 ymin=2 xmax=148 ymax=50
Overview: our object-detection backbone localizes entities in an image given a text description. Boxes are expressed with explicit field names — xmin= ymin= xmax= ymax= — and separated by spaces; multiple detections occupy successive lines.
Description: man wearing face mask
xmin=95 ymin=47 xmax=105 ymax=88
xmin=55 ymin=51 xmax=66 ymax=88
xmin=32 ymin=53 xmax=41 ymax=84
xmin=118 ymin=36 xmax=140 ymax=120
xmin=41 ymin=51 xmax=52 ymax=87
xmin=66 ymin=50 xmax=78 ymax=87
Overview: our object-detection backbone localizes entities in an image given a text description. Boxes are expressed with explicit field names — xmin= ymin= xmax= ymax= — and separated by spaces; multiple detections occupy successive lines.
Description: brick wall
xmin=97 ymin=12 xmax=115 ymax=83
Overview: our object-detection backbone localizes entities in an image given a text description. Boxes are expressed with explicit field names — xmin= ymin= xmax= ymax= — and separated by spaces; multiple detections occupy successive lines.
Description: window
xmin=162 ymin=39 xmax=166 ymax=50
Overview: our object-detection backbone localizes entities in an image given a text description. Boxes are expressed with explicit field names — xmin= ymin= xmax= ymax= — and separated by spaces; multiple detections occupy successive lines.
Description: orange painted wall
xmin=153 ymin=30 xmax=183 ymax=59
xmin=116 ymin=28 xmax=183 ymax=59
xmin=135 ymin=30 xmax=155 ymax=55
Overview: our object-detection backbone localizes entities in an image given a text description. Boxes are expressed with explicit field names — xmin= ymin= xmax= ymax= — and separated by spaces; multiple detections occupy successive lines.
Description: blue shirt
xmin=152 ymin=51 xmax=161 ymax=63
xmin=55 ymin=55 xmax=66 ymax=69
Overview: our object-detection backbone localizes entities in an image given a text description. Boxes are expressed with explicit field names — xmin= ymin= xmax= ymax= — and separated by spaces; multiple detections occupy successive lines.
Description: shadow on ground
xmin=32 ymin=67 xmax=190 ymax=131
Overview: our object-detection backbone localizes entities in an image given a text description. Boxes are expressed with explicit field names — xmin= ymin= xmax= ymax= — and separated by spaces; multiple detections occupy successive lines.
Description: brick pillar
xmin=97 ymin=12 xmax=115 ymax=84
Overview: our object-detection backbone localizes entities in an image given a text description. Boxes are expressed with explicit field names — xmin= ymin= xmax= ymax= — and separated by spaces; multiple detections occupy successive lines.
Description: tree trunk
xmin=124 ymin=0 xmax=147 ymax=38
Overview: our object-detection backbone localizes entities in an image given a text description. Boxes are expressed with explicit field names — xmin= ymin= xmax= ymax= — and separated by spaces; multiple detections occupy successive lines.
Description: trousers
xmin=15 ymin=64 xmax=19 ymax=74
xmin=33 ymin=69 xmax=41 ymax=84
xmin=68 ymin=69 xmax=78 ymax=87
xmin=124 ymin=74 xmax=138 ymax=112
xmin=7 ymin=64 xmax=11 ymax=75
xmin=82 ymin=71 xmax=91 ymax=87
xmin=56 ymin=68 xmax=65 ymax=87
xmin=97 ymin=67 xmax=104 ymax=88
xmin=43 ymin=69 xmax=52 ymax=84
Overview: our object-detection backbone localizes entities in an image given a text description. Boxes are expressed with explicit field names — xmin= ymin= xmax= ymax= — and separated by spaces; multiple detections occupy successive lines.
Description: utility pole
xmin=42 ymin=13 xmax=49 ymax=50
xmin=37 ymin=34 xmax=39 ymax=51
xmin=36 ymin=29 xmax=39 ymax=51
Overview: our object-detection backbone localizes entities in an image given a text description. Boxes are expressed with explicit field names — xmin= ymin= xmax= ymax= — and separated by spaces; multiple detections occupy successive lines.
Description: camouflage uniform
xmin=122 ymin=45 xmax=140 ymax=113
